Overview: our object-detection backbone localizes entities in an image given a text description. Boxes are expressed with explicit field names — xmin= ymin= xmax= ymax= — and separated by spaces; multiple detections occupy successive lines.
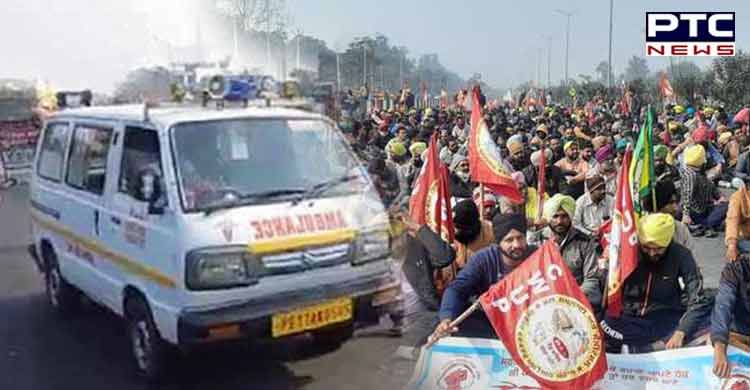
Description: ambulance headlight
xmin=353 ymin=226 xmax=391 ymax=265
xmin=186 ymin=247 xmax=260 ymax=290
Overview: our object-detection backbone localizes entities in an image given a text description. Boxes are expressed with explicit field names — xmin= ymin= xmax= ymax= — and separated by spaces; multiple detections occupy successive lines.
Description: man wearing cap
xmin=573 ymin=175 xmax=614 ymax=236
xmin=449 ymin=154 xmax=475 ymax=199
xmin=430 ymin=213 xmax=537 ymax=341
xmin=506 ymin=139 xmax=528 ymax=171
xmin=555 ymin=141 xmax=589 ymax=199
xmin=542 ymin=194 xmax=602 ymax=307
xmin=679 ymin=144 xmax=723 ymax=237
xmin=600 ymin=213 xmax=712 ymax=352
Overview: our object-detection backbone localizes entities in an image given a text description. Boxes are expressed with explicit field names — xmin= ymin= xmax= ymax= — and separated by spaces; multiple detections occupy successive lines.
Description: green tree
xmin=667 ymin=61 xmax=704 ymax=105
xmin=624 ymin=56 xmax=650 ymax=83
xmin=709 ymin=50 xmax=750 ymax=111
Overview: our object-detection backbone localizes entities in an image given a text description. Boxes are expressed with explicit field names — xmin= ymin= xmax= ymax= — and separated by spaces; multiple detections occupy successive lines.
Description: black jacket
xmin=449 ymin=173 xmax=476 ymax=199
xmin=523 ymin=164 xmax=565 ymax=195
xmin=401 ymin=226 xmax=456 ymax=311
xmin=711 ymin=259 xmax=750 ymax=345
xmin=620 ymin=242 xmax=712 ymax=338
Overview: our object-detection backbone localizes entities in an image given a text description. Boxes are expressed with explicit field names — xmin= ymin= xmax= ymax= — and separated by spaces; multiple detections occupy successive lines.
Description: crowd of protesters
xmin=340 ymin=87 xmax=750 ymax=378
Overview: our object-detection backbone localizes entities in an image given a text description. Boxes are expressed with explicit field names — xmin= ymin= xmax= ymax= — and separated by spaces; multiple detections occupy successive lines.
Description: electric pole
xmin=555 ymin=9 xmax=575 ymax=86
xmin=608 ymin=0 xmax=614 ymax=89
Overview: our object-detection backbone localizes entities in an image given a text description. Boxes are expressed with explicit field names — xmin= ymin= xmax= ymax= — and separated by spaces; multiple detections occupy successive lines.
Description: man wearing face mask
xmin=599 ymin=214 xmax=712 ymax=352
xmin=430 ymin=213 xmax=537 ymax=341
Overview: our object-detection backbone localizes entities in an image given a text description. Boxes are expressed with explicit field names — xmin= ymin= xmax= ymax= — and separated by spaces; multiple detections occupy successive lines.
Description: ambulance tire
xmin=43 ymin=248 xmax=80 ymax=316
xmin=125 ymin=296 xmax=169 ymax=383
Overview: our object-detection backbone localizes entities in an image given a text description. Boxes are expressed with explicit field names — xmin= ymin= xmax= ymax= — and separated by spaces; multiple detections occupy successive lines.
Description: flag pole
xmin=425 ymin=300 xmax=482 ymax=349
xmin=479 ymin=183 xmax=485 ymax=221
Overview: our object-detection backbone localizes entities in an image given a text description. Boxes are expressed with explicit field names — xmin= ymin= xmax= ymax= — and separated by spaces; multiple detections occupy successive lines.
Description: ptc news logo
xmin=646 ymin=12 xmax=735 ymax=57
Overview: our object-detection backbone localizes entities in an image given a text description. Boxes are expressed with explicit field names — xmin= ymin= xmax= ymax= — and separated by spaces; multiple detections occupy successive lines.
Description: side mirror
xmin=136 ymin=168 xmax=164 ymax=215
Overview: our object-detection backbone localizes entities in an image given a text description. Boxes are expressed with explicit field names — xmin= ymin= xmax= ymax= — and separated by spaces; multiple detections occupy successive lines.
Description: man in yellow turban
xmin=599 ymin=213 xmax=712 ymax=352
xmin=542 ymin=193 xmax=601 ymax=307
xmin=679 ymin=144 xmax=724 ymax=238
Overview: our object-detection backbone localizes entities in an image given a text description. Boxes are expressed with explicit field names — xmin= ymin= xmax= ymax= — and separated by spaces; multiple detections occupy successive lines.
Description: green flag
xmin=630 ymin=107 xmax=656 ymax=213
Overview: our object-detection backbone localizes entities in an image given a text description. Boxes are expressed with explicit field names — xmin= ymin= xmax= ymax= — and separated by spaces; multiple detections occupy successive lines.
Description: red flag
xmin=408 ymin=132 xmax=455 ymax=243
xmin=659 ymin=72 xmax=675 ymax=100
xmin=605 ymin=148 xmax=639 ymax=317
xmin=479 ymin=241 xmax=607 ymax=390
xmin=469 ymin=86 xmax=522 ymax=203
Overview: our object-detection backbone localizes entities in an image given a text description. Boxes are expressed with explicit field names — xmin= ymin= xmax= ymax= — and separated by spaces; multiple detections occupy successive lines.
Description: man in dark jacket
xmin=429 ymin=213 xmax=537 ymax=341
xmin=541 ymin=193 xmax=602 ymax=308
xmin=523 ymin=149 xmax=565 ymax=196
xmin=600 ymin=213 xmax=713 ymax=352
xmin=711 ymin=259 xmax=750 ymax=378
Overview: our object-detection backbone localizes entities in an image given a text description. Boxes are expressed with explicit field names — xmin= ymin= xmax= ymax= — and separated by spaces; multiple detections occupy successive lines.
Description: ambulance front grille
xmin=261 ymin=243 xmax=352 ymax=274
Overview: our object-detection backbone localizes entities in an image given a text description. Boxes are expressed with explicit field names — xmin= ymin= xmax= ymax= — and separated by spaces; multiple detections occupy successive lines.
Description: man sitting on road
xmin=430 ymin=213 xmax=536 ymax=341
xmin=725 ymin=180 xmax=750 ymax=261
xmin=711 ymin=258 xmax=750 ymax=378
xmin=600 ymin=213 xmax=713 ymax=353
xmin=541 ymin=194 xmax=602 ymax=308
xmin=573 ymin=175 xmax=614 ymax=236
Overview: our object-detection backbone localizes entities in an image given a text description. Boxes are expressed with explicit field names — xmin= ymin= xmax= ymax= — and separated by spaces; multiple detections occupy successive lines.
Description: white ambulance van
xmin=28 ymin=104 xmax=399 ymax=379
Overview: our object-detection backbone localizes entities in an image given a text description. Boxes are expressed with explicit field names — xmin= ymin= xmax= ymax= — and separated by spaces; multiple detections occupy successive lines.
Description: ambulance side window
xmin=37 ymin=122 xmax=70 ymax=182
xmin=65 ymin=125 xmax=112 ymax=195
xmin=119 ymin=127 xmax=163 ymax=202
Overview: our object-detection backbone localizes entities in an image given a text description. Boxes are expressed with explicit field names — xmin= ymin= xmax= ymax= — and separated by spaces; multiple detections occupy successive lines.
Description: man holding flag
xmin=600 ymin=146 xmax=713 ymax=352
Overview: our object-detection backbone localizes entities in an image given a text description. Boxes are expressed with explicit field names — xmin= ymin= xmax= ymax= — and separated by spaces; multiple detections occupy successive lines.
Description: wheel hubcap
xmin=131 ymin=321 xmax=152 ymax=371
xmin=47 ymin=269 xmax=60 ymax=307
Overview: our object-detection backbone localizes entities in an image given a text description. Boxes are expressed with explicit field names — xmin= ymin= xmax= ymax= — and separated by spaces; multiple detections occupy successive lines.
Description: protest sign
xmin=409 ymin=337 xmax=750 ymax=390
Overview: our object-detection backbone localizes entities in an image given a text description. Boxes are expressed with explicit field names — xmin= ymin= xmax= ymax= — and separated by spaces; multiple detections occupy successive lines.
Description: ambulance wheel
xmin=125 ymin=296 xmax=169 ymax=383
xmin=44 ymin=249 xmax=79 ymax=316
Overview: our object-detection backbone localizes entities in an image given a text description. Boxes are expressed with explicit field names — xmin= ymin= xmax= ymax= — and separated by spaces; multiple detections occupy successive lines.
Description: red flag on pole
xmin=408 ymin=132 xmax=455 ymax=243
xmin=659 ymin=72 xmax=675 ymax=100
xmin=469 ymin=86 xmax=522 ymax=203
xmin=478 ymin=240 xmax=608 ymax=390
xmin=605 ymin=148 xmax=639 ymax=317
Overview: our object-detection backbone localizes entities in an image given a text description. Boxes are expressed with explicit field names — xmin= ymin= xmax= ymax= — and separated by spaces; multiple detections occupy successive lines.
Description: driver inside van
xmin=179 ymin=134 xmax=226 ymax=208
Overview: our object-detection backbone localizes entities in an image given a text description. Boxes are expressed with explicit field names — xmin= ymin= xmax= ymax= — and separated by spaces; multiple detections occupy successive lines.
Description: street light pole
xmin=608 ymin=0 xmax=614 ymax=89
xmin=555 ymin=9 xmax=574 ymax=86
xmin=363 ymin=45 xmax=367 ymax=87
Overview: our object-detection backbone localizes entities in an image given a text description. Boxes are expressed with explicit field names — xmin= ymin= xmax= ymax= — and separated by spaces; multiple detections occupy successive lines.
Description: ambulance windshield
xmin=172 ymin=118 xmax=368 ymax=212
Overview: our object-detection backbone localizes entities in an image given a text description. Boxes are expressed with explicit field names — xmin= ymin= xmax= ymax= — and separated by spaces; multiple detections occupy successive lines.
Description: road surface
xmin=0 ymin=184 xmax=727 ymax=389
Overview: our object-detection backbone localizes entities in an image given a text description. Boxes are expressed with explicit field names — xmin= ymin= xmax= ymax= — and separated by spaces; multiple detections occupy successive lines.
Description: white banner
xmin=408 ymin=337 xmax=750 ymax=390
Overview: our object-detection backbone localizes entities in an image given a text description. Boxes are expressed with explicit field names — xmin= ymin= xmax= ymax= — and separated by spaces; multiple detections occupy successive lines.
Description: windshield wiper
xmin=295 ymin=174 xmax=361 ymax=204
xmin=202 ymin=188 xmax=306 ymax=215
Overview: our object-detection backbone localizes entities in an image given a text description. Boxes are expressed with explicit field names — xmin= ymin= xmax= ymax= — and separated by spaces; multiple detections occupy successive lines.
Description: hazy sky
xmin=1 ymin=0 xmax=746 ymax=92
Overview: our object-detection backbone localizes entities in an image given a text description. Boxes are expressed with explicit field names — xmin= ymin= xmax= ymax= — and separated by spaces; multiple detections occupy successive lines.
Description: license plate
xmin=271 ymin=297 xmax=353 ymax=338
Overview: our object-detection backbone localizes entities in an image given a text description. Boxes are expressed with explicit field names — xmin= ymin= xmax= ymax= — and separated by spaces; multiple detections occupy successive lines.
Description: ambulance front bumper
xmin=176 ymin=260 xmax=401 ymax=345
